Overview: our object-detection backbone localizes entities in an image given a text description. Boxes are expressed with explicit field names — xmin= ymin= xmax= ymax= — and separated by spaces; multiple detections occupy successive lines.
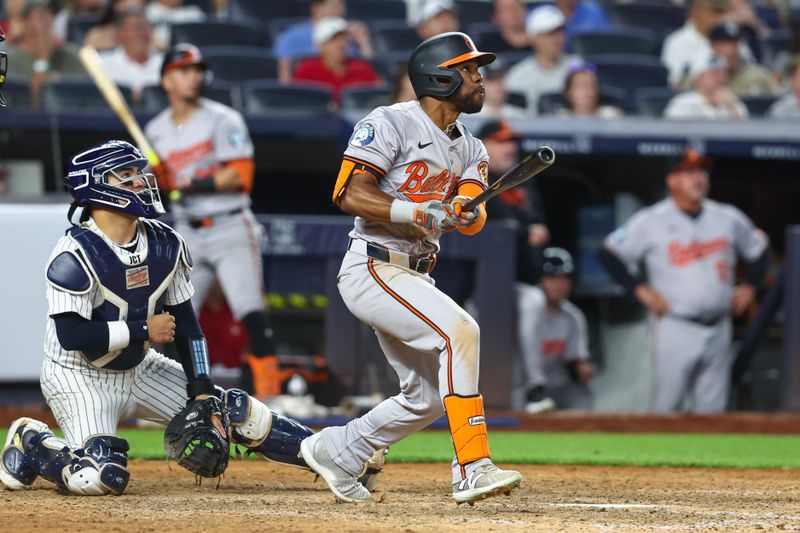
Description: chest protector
xmin=69 ymin=220 xmax=184 ymax=370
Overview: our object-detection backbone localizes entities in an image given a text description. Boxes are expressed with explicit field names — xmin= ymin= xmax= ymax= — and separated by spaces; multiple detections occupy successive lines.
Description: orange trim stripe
xmin=457 ymin=178 xmax=487 ymax=192
xmin=343 ymin=156 xmax=386 ymax=177
xmin=366 ymin=257 xmax=454 ymax=394
xmin=438 ymin=51 xmax=495 ymax=68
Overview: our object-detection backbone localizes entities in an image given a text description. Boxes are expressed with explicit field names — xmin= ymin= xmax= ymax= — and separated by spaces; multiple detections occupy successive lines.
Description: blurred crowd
xmin=0 ymin=0 xmax=798 ymax=118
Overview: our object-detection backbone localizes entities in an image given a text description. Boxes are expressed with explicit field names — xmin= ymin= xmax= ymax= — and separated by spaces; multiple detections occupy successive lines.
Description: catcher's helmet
xmin=65 ymin=140 xmax=165 ymax=220
xmin=161 ymin=43 xmax=207 ymax=77
xmin=408 ymin=32 xmax=495 ymax=98
xmin=0 ymin=27 xmax=7 ymax=107
xmin=542 ymin=247 xmax=575 ymax=276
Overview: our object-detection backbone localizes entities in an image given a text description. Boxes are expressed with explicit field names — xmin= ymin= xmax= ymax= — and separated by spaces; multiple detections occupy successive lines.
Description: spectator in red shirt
xmin=293 ymin=16 xmax=381 ymax=105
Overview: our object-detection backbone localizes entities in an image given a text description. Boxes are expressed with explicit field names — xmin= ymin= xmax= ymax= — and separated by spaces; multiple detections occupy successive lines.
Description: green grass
xmin=4 ymin=429 xmax=799 ymax=469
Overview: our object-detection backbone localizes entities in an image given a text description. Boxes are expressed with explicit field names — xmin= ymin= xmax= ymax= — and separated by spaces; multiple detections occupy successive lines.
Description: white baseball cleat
xmin=452 ymin=462 xmax=523 ymax=505
xmin=0 ymin=417 xmax=51 ymax=490
xmin=299 ymin=431 xmax=371 ymax=503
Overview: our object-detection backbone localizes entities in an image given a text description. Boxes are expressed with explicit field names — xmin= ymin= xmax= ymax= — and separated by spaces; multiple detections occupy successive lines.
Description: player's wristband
xmin=192 ymin=177 xmax=217 ymax=193
xmin=389 ymin=199 xmax=416 ymax=224
xmin=127 ymin=320 xmax=149 ymax=343
xmin=107 ymin=321 xmax=131 ymax=351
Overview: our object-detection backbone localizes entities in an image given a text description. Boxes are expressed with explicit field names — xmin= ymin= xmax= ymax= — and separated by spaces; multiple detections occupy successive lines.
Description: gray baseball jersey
xmin=339 ymin=100 xmax=489 ymax=256
xmin=604 ymin=197 xmax=768 ymax=412
xmin=144 ymin=98 xmax=254 ymax=221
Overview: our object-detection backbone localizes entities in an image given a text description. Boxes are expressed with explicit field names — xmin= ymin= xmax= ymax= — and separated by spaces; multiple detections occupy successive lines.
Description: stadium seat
xmin=609 ymin=3 xmax=685 ymax=34
xmin=507 ymin=91 xmax=527 ymax=109
xmin=340 ymin=84 xmax=393 ymax=110
xmin=201 ymin=46 xmax=278 ymax=82
xmin=1 ymin=78 xmax=33 ymax=108
xmin=455 ymin=0 xmax=493 ymax=28
xmin=537 ymin=86 xmax=627 ymax=115
xmin=43 ymin=77 xmax=134 ymax=112
xmin=170 ymin=20 xmax=267 ymax=48
xmin=228 ymin=0 xmax=309 ymax=21
xmin=572 ymin=27 xmax=660 ymax=59
xmin=67 ymin=13 xmax=101 ymax=45
xmin=370 ymin=50 xmax=412 ymax=81
xmin=592 ymin=55 xmax=669 ymax=99
xmin=185 ymin=0 xmax=214 ymax=13
xmin=265 ymin=17 xmax=308 ymax=43
xmin=242 ymin=80 xmax=333 ymax=117
xmin=634 ymin=86 xmax=677 ymax=117
xmin=372 ymin=21 xmax=420 ymax=55
xmin=347 ymin=0 xmax=406 ymax=22
xmin=742 ymin=95 xmax=777 ymax=117
xmin=139 ymin=81 xmax=238 ymax=112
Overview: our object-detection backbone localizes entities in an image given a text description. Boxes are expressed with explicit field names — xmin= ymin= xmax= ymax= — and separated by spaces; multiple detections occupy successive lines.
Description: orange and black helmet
xmin=408 ymin=32 xmax=495 ymax=98
xmin=160 ymin=43 xmax=207 ymax=77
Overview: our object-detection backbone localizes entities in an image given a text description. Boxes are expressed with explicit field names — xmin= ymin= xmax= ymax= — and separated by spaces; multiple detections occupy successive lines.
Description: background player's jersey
xmin=44 ymin=218 xmax=193 ymax=370
xmin=145 ymin=98 xmax=254 ymax=220
xmin=605 ymin=198 xmax=768 ymax=320
xmin=341 ymin=100 xmax=489 ymax=256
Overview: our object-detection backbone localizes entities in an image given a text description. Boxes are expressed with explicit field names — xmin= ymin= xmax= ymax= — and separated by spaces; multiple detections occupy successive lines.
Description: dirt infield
xmin=3 ymin=461 xmax=799 ymax=532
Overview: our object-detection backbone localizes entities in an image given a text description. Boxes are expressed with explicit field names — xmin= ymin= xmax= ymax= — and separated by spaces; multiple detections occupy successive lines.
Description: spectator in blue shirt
xmin=552 ymin=0 xmax=610 ymax=49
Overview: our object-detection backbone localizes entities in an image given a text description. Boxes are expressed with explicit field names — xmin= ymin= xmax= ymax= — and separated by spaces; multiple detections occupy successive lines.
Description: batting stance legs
xmin=320 ymin=252 xmax=493 ymax=488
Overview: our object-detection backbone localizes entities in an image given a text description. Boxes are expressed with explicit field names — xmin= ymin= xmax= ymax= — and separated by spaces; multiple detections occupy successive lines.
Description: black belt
xmin=348 ymin=238 xmax=437 ymax=274
xmin=678 ymin=314 xmax=726 ymax=327
xmin=187 ymin=208 xmax=244 ymax=229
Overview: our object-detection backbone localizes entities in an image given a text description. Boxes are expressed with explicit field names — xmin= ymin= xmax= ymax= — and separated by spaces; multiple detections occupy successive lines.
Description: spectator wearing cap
xmin=477 ymin=0 xmax=529 ymax=53
xmin=99 ymin=8 xmax=164 ymax=101
xmin=504 ymin=5 xmax=580 ymax=114
xmin=664 ymin=51 xmax=748 ymax=119
xmin=710 ymin=22 xmax=779 ymax=97
xmin=412 ymin=0 xmax=459 ymax=41
xmin=556 ymin=60 xmax=622 ymax=117
xmin=477 ymin=59 xmax=527 ymax=118
xmin=4 ymin=0 xmax=86 ymax=106
xmin=145 ymin=0 xmax=205 ymax=51
xmin=292 ymin=16 xmax=381 ymax=105
xmin=768 ymin=54 xmax=800 ymax=119
xmin=274 ymin=0 xmax=372 ymax=83
xmin=661 ymin=0 xmax=753 ymax=89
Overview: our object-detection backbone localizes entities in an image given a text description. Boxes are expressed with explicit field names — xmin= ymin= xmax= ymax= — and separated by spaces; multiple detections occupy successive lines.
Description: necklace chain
xmin=444 ymin=122 xmax=457 ymax=136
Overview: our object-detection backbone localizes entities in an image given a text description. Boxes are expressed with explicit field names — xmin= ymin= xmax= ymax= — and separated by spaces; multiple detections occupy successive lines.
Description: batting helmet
xmin=161 ymin=43 xmax=207 ymax=77
xmin=408 ymin=32 xmax=495 ymax=98
xmin=0 ymin=27 xmax=7 ymax=107
xmin=542 ymin=248 xmax=575 ymax=276
xmin=65 ymin=140 xmax=165 ymax=220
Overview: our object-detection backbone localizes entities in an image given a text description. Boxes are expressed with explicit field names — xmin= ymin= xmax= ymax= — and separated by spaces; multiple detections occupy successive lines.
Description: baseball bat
xmin=78 ymin=46 xmax=161 ymax=168
xmin=461 ymin=146 xmax=555 ymax=212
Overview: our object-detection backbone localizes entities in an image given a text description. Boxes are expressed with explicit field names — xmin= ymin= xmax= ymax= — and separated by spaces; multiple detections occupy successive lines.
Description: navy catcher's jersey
xmin=44 ymin=218 xmax=193 ymax=370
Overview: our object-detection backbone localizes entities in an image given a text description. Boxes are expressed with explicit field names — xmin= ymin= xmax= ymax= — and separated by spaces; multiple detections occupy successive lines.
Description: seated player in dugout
xmin=144 ymin=44 xmax=280 ymax=399
xmin=298 ymin=32 xmax=522 ymax=505
xmin=0 ymin=140 xmax=336 ymax=495
xmin=520 ymin=248 xmax=595 ymax=414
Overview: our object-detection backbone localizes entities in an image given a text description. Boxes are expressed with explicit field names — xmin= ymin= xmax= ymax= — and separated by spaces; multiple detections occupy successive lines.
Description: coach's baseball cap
xmin=526 ymin=5 xmax=566 ymax=37
xmin=666 ymin=148 xmax=713 ymax=174
xmin=542 ymin=248 xmax=575 ymax=276
xmin=709 ymin=22 xmax=742 ymax=42
xmin=477 ymin=120 xmax=519 ymax=142
xmin=313 ymin=17 xmax=348 ymax=45
xmin=161 ymin=43 xmax=207 ymax=77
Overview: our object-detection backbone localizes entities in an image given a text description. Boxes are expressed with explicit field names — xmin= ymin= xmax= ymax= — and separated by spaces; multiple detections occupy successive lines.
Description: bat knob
xmin=538 ymin=146 xmax=555 ymax=163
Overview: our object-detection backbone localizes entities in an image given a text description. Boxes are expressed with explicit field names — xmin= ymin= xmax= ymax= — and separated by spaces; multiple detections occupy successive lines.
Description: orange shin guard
xmin=443 ymin=393 xmax=491 ymax=465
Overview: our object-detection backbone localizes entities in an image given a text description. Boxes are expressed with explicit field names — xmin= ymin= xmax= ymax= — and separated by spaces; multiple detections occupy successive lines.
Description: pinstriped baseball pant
xmin=40 ymin=350 xmax=187 ymax=447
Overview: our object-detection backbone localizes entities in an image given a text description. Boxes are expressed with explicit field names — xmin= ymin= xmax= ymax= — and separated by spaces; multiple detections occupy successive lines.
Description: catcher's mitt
xmin=164 ymin=396 xmax=230 ymax=478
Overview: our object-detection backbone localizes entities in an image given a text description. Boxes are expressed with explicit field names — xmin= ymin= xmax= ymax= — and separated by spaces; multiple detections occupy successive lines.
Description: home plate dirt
xmin=2 ymin=461 xmax=798 ymax=532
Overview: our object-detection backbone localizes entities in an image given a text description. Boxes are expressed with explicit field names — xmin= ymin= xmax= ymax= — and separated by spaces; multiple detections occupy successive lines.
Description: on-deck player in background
xmin=144 ymin=44 xmax=278 ymax=398
xmin=299 ymin=32 xmax=523 ymax=505
xmin=520 ymin=248 xmax=594 ymax=413
xmin=598 ymin=149 xmax=770 ymax=413
xmin=0 ymin=140 xmax=316 ymax=495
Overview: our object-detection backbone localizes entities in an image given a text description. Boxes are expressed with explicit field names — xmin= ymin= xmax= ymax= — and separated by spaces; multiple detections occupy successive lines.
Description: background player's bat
xmin=78 ymin=46 xmax=161 ymax=168
xmin=460 ymin=146 xmax=555 ymax=212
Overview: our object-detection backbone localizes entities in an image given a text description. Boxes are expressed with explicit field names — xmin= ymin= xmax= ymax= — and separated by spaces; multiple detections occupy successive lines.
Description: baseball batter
xmin=298 ymin=32 xmax=523 ymax=505
xmin=144 ymin=44 xmax=277 ymax=397
xmin=599 ymin=149 xmax=770 ymax=413
xmin=0 ymin=140 xmax=316 ymax=495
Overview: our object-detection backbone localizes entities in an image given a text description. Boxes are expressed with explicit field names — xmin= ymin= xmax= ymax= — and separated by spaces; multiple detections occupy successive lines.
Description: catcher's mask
xmin=0 ymin=27 xmax=7 ymax=107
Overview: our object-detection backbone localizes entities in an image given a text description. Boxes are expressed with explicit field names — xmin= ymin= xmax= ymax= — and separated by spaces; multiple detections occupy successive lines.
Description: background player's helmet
xmin=0 ymin=27 xmax=8 ymax=107
xmin=542 ymin=247 xmax=575 ymax=276
xmin=408 ymin=32 xmax=495 ymax=98
xmin=65 ymin=140 xmax=165 ymax=219
xmin=161 ymin=43 xmax=208 ymax=77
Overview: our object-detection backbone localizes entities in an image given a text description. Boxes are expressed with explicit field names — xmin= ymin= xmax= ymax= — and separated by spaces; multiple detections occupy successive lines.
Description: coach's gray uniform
xmin=145 ymin=98 xmax=264 ymax=319
xmin=604 ymin=198 xmax=768 ymax=412
xmin=42 ymin=219 xmax=193 ymax=447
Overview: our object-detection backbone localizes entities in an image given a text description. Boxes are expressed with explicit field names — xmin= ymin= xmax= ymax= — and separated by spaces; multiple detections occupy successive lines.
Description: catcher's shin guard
xmin=65 ymin=435 xmax=130 ymax=495
xmin=443 ymin=393 xmax=491 ymax=466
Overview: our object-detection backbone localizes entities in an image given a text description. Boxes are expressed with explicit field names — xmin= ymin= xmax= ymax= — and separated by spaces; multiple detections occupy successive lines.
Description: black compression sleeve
xmin=597 ymin=247 xmax=641 ymax=295
xmin=745 ymin=246 xmax=771 ymax=290
xmin=52 ymin=312 xmax=148 ymax=353
xmin=163 ymin=300 xmax=215 ymax=398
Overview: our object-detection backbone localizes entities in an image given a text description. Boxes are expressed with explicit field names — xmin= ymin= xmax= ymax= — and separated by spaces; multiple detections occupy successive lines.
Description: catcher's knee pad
xmin=443 ymin=393 xmax=491 ymax=466
xmin=65 ymin=435 xmax=130 ymax=496
xmin=223 ymin=388 xmax=272 ymax=447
